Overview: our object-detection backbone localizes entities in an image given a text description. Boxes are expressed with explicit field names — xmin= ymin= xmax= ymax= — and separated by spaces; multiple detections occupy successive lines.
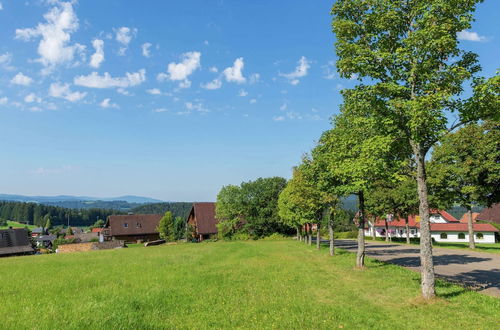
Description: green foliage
xmin=261 ymin=233 xmax=289 ymax=241
xmin=131 ymin=202 xmax=192 ymax=219
xmin=365 ymin=178 xmax=419 ymax=220
xmin=44 ymin=215 xmax=52 ymax=230
xmin=0 ymin=200 xmax=122 ymax=227
xmin=0 ymin=218 xmax=6 ymax=227
xmin=334 ymin=231 xmax=359 ymax=239
xmin=66 ymin=226 xmax=74 ymax=236
xmin=428 ymin=121 xmax=500 ymax=209
xmin=173 ymin=216 xmax=186 ymax=240
xmin=52 ymin=237 xmax=76 ymax=251
xmin=216 ymin=177 xmax=291 ymax=238
xmin=92 ymin=219 xmax=105 ymax=229
xmin=157 ymin=211 xmax=175 ymax=242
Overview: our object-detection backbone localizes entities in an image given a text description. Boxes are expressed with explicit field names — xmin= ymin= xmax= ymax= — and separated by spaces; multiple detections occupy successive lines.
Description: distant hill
xmin=131 ymin=202 xmax=193 ymax=219
xmin=0 ymin=194 xmax=163 ymax=204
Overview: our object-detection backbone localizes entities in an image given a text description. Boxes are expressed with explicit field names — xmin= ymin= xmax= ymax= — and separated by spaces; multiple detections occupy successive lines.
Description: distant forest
xmin=42 ymin=200 xmax=142 ymax=211
xmin=0 ymin=201 xmax=123 ymax=227
xmin=131 ymin=202 xmax=193 ymax=219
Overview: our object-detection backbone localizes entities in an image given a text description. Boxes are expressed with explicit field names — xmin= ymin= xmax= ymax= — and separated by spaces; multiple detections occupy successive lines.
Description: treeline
xmin=215 ymin=177 xmax=357 ymax=239
xmin=42 ymin=200 xmax=142 ymax=211
xmin=131 ymin=202 xmax=193 ymax=219
xmin=0 ymin=201 xmax=123 ymax=227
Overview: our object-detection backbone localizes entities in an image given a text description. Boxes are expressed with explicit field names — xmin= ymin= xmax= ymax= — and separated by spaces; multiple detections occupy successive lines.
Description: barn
xmin=187 ymin=202 xmax=218 ymax=241
xmin=105 ymin=214 xmax=162 ymax=243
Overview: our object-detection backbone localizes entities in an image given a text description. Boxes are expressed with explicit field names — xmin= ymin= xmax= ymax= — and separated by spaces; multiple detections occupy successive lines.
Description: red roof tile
xmin=477 ymin=203 xmax=500 ymax=225
xmin=459 ymin=212 xmax=480 ymax=223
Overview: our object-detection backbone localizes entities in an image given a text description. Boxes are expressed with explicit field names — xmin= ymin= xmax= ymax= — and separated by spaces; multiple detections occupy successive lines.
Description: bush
xmin=334 ymin=231 xmax=358 ymax=239
xmin=261 ymin=233 xmax=289 ymax=240
xmin=89 ymin=237 xmax=99 ymax=242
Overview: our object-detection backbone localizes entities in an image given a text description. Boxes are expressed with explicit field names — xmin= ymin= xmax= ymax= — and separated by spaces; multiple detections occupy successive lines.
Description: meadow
xmin=1 ymin=240 xmax=499 ymax=329
xmin=0 ymin=220 xmax=36 ymax=229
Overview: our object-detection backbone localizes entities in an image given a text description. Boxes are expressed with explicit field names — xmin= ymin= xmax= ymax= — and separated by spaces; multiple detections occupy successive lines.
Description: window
xmin=123 ymin=222 xmax=128 ymax=228
xmin=411 ymin=229 xmax=415 ymax=235
xmin=136 ymin=222 xmax=142 ymax=228
xmin=476 ymin=233 xmax=484 ymax=239
xmin=440 ymin=233 xmax=447 ymax=239
xmin=458 ymin=233 xmax=465 ymax=239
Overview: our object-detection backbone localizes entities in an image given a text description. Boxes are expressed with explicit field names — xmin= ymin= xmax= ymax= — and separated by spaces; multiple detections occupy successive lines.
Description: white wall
xmin=365 ymin=226 xmax=497 ymax=244
xmin=432 ymin=231 xmax=496 ymax=244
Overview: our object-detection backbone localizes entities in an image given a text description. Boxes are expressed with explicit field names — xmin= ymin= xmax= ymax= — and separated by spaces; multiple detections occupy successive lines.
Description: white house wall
xmin=365 ymin=226 xmax=496 ymax=243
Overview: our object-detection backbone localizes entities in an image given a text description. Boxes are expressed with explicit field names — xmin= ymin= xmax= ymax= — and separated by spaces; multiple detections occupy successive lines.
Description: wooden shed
xmin=187 ymin=202 xmax=218 ymax=241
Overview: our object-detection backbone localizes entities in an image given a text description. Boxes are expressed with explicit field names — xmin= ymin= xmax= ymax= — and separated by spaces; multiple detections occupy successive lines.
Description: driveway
xmin=333 ymin=239 xmax=500 ymax=298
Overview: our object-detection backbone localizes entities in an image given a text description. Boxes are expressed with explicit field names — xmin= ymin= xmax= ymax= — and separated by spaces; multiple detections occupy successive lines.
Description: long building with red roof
xmin=364 ymin=210 xmax=498 ymax=243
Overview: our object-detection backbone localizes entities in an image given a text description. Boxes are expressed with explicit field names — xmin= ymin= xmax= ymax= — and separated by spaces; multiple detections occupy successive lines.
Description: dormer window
xmin=123 ymin=222 xmax=128 ymax=228
xmin=136 ymin=222 xmax=142 ymax=228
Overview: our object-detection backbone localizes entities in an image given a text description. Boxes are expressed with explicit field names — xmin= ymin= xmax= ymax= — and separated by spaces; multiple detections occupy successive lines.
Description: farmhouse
xmin=0 ymin=228 xmax=34 ymax=257
xmin=187 ymin=202 xmax=217 ymax=241
xmin=105 ymin=214 xmax=162 ymax=243
xmin=365 ymin=210 xmax=498 ymax=243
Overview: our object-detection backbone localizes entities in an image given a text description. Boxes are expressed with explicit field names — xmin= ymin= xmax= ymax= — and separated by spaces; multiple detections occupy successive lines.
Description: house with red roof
xmin=187 ymin=202 xmax=218 ymax=241
xmin=364 ymin=210 xmax=498 ymax=243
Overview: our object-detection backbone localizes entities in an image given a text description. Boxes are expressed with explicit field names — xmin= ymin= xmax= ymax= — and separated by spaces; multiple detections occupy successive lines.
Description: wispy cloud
xmin=74 ymin=69 xmax=146 ymax=88
xmin=11 ymin=72 xmax=33 ymax=86
xmin=457 ymin=30 xmax=487 ymax=42
xmin=49 ymin=82 xmax=86 ymax=102
xmin=99 ymin=98 xmax=119 ymax=108
xmin=280 ymin=56 xmax=310 ymax=85
xmin=115 ymin=26 xmax=137 ymax=55
xmin=142 ymin=42 xmax=152 ymax=57
xmin=223 ymin=57 xmax=246 ymax=84
xmin=31 ymin=165 xmax=78 ymax=175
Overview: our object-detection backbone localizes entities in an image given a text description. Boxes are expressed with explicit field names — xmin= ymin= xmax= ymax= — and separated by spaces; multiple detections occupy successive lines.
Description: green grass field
xmin=0 ymin=220 xmax=36 ymax=229
xmin=1 ymin=240 xmax=498 ymax=329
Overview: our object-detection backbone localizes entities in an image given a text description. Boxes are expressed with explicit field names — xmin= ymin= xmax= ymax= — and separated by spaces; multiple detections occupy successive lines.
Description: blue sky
xmin=0 ymin=0 xmax=498 ymax=201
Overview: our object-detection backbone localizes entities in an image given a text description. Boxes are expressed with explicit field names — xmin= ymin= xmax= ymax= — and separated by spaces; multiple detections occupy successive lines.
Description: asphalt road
xmin=333 ymin=239 xmax=500 ymax=298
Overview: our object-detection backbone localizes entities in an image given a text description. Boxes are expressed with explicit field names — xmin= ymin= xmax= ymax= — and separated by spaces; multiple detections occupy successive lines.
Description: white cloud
xmin=201 ymin=78 xmax=222 ymax=90
xmin=280 ymin=56 xmax=310 ymax=85
xmin=223 ymin=57 xmax=246 ymax=83
xmin=24 ymin=93 xmax=42 ymax=103
xmin=273 ymin=116 xmax=285 ymax=122
xmin=89 ymin=39 xmax=104 ymax=68
xmin=286 ymin=111 xmax=302 ymax=120
xmin=249 ymin=73 xmax=260 ymax=84
xmin=185 ymin=102 xmax=208 ymax=113
xmin=15 ymin=1 xmax=83 ymax=71
xmin=159 ymin=51 xmax=201 ymax=88
xmin=209 ymin=66 xmax=218 ymax=73
xmin=116 ymin=88 xmax=130 ymax=95
xmin=146 ymin=88 xmax=161 ymax=95
xmin=142 ymin=42 xmax=152 ymax=57
xmin=11 ymin=72 xmax=33 ymax=86
xmin=457 ymin=30 xmax=487 ymax=42
xmin=0 ymin=52 xmax=14 ymax=70
xmin=32 ymin=165 xmax=76 ymax=175
xmin=249 ymin=98 xmax=257 ymax=104
xmin=0 ymin=97 xmax=8 ymax=105
xmin=74 ymin=69 xmax=146 ymax=88
xmin=0 ymin=2 xmax=3 ymax=10
xmin=49 ymin=82 xmax=86 ymax=102
xmin=238 ymin=89 xmax=248 ymax=97
xmin=153 ymin=108 xmax=168 ymax=113
xmin=115 ymin=26 xmax=137 ymax=55
xmin=279 ymin=102 xmax=288 ymax=111
xmin=322 ymin=61 xmax=336 ymax=79
xmin=99 ymin=98 xmax=119 ymax=108
xmin=203 ymin=40 xmax=209 ymax=46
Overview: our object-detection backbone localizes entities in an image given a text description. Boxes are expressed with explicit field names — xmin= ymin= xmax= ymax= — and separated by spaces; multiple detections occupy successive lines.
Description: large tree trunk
xmin=316 ymin=223 xmax=321 ymax=250
xmin=413 ymin=142 xmax=435 ymax=300
xmin=356 ymin=191 xmax=366 ymax=268
xmin=329 ymin=216 xmax=335 ymax=256
xmin=405 ymin=217 xmax=410 ymax=244
xmin=308 ymin=223 xmax=312 ymax=246
xmin=371 ymin=218 xmax=376 ymax=241
xmin=385 ymin=219 xmax=389 ymax=242
xmin=467 ymin=207 xmax=475 ymax=249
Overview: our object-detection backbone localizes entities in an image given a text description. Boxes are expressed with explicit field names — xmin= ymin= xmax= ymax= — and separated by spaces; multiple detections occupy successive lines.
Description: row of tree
xmin=0 ymin=201 xmax=123 ymax=227
xmin=279 ymin=0 xmax=498 ymax=300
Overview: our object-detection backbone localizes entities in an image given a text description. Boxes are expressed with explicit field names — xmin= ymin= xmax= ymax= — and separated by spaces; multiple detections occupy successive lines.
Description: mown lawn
xmin=0 ymin=220 xmax=36 ymax=229
xmin=0 ymin=240 xmax=498 ymax=329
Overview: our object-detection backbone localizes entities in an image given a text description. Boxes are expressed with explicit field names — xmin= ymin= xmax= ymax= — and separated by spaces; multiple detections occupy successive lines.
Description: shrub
xmin=261 ymin=233 xmax=289 ymax=240
xmin=334 ymin=231 xmax=358 ymax=239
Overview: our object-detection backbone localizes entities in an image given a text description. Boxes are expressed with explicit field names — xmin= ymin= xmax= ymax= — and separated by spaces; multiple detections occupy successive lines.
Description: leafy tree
xmin=216 ymin=177 xmax=290 ymax=238
xmin=365 ymin=179 xmax=419 ymax=244
xmin=66 ymin=226 xmax=73 ymax=236
xmin=331 ymin=0 xmax=498 ymax=299
xmin=92 ymin=219 xmax=105 ymax=229
xmin=45 ymin=215 xmax=52 ymax=231
xmin=428 ymin=121 xmax=500 ymax=248
xmin=173 ymin=216 xmax=186 ymax=240
xmin=156 ymin=211 xmax=175 ymax=242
